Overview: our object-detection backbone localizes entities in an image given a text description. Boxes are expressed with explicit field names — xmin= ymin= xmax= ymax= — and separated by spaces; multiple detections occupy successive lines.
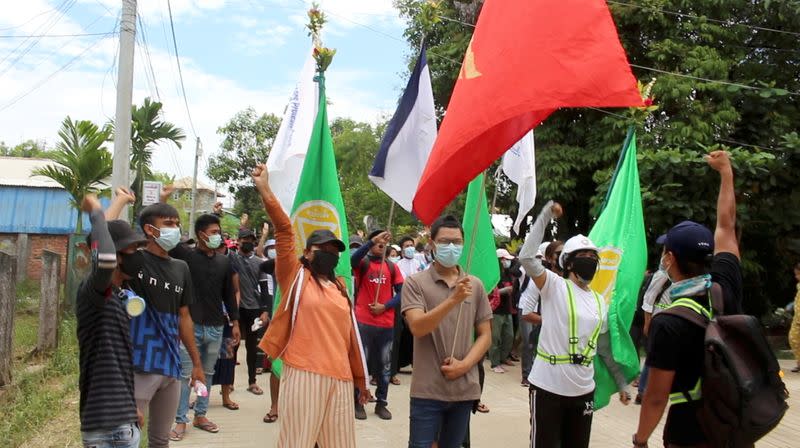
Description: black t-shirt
xmin=171 ymin=244 xmax=238 ymax=326
xmin=259 ymin=258 xmax=276 ymax=315
xmin=646 ymin=252 xmax=743 ymax=445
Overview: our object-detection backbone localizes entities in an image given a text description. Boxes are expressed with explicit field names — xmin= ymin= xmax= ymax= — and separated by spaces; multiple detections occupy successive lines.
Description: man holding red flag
xmin=412 ymin=0 xmax=644 ymax=224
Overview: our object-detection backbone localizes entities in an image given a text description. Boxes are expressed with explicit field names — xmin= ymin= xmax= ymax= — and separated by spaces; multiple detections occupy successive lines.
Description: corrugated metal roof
xmin=0 ymin=186 xmax=110 ymax=234
xmin=0 ymin=156 xmax=64 ymax=187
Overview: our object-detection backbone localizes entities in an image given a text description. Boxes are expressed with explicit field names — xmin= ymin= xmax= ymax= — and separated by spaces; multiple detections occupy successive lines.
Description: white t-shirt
xmin=397 ymin=257 xmax=425 ymax=279
xmin=528 ymin=270 xmax=608 ymax=397
xmin=641 ymin=270 xmax=673 ymax=315
xmin=519 ymin=278 xmax=540 ymax=315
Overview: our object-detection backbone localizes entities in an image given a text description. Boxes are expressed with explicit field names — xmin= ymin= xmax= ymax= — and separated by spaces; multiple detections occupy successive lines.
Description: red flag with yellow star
xmin=412 ymin=0 xmax=643 ymax=224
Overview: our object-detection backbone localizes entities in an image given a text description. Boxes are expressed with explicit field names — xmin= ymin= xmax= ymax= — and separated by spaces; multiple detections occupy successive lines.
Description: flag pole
xmin=372 ymin=199 xmax=397 ymax=305
xmin=449 ymin=172 xmax=487 ymax=360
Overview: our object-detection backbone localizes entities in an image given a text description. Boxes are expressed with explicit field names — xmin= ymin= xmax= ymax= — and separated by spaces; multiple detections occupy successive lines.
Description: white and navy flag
xmin=369 ymin=45 xmax=437 ymax=212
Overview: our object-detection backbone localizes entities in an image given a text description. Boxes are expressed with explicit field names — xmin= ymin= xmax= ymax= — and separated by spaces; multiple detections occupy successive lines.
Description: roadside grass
xmin=0 ymin=280 xmax=81 ymax=447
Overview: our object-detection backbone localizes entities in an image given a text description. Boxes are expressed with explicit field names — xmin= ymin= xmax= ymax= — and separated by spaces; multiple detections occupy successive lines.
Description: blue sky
xmin=0 ymin=0 xmax=412 ymax=186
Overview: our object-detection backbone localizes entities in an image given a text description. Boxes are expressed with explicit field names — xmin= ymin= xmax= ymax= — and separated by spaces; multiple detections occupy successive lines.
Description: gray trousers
xmin=134 ymin=373 xmax=180 ymax=448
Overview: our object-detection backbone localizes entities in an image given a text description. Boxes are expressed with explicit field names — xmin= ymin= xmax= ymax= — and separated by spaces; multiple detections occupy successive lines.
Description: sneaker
xmin=520 ymin=379 xmax=530 ymax=387
xmin=355 ymin=403 xmax=367 ymax=420
xmin=491 ymin=365 xmax=506 ymax=373
xmin=375 ymin=404 xmax=392 ymax=420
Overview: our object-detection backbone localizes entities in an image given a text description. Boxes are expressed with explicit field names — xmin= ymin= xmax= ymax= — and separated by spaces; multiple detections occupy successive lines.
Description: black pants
xmin=238 ymin=308 xmax=262 ymax=385
xmin=529 ymin=385 xmax=594 ymax=448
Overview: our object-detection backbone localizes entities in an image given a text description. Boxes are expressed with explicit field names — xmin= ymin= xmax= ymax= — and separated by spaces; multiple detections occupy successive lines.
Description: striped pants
xmin=278 ymin=365 xmax=356 ymax=448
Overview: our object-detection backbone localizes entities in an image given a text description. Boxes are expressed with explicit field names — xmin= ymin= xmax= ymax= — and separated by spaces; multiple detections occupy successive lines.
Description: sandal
xmin=247 ymin=384 xmax=264 ymax=395
xmin=476 ymin=403 xmax=490 ymax=413
xmin=169 ymin=427 xmax=186 ymax=441
xmin=222 ymin=401 xmax=240 ymax=410
xmin=263 ymin=412 xmax=279 ymax=423
xmin=193 ymin=420 xmax=220 ymax=433
xmin=391 ymin=376 xmax=401 ymax=385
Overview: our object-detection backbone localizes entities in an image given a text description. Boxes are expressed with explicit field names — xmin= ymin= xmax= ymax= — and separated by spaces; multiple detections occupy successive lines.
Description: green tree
xmin=0 ymin=140 xmax=55 ymax=158
xmin=396 ymin=0 xmax=800 ymax=314
xmin=32 ymin=117 xmax=112 ymax=233
xmin=124 ymin=97 xmax=186 ymax=216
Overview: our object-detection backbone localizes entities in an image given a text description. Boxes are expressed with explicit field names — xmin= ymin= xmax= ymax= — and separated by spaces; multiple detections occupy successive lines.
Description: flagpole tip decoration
xmin=307 ymin=2 xmax=335 ymax=73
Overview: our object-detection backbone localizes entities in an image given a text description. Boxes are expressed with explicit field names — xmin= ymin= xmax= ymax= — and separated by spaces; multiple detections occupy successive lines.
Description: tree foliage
xmin=32 ymin=117 xmax=113 ymax=233
xmin=0 ymin=140 xmax=55 ymax=158
xmin=396 ymin=0 xmax=800 ymax=314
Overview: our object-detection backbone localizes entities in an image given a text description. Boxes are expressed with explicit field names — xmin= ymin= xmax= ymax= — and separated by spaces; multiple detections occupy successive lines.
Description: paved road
xmin=176 ymin=352 xmax=799 ymax=447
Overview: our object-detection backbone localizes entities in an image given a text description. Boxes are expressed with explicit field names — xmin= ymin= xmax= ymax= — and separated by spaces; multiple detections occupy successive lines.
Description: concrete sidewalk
xmin=175 ymin=352 xmax=799 ymax=447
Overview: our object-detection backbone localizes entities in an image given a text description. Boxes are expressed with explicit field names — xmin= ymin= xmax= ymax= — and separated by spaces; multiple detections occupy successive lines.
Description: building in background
xmin=170 ymin=176 xmax=225 ymax=216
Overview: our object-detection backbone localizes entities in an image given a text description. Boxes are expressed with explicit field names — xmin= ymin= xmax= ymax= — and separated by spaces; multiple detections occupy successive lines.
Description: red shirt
xmin=354 ymin=259 xmax=403 ymax=328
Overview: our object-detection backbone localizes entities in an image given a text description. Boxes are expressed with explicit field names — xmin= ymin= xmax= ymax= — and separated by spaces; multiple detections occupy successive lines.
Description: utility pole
xmin=189 ymin=137 xmax=201 ymax=237
xmin=111 ymin=0 xmax=137 ymax=222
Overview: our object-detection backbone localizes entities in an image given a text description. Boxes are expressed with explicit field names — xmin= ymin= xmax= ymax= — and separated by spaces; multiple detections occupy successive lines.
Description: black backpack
xmin=660 ymin=284 xmax=789 ymax=447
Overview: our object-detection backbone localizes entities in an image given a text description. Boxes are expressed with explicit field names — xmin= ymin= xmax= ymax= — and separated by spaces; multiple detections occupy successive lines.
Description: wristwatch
xmin=632 ymin=434 xmax=648 ymax=448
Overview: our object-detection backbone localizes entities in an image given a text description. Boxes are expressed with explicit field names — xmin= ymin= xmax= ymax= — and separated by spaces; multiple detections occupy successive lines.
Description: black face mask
xmin=310 ymin=250 xmax=339 ymax=277
xmin=570 ymin=257 xmax=599 ymax=283
xmin=240 ymin=242 xmax=255 ymax=254
xmin=119 ymin=251 xmax=144 ymax=278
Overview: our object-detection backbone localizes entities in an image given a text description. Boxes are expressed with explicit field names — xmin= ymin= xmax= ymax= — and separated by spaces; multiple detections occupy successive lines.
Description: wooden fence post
xmin=37 ymin=250 xmax=61 ymax=354
xmin=0 ymin=251 xmax=17 ymax=387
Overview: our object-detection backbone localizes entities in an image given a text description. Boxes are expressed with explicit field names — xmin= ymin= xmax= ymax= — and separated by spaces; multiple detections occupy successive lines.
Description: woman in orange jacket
xmin=252 ymin=164 xmax=369 ymax=448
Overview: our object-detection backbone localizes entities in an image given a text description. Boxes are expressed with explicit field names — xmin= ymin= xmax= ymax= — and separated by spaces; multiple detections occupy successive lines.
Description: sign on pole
xmin=142 ymin=181 xmax=163 ymax=206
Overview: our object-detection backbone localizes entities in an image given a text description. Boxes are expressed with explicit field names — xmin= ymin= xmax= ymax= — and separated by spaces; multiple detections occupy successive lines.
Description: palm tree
xmin=128 ymin=98 xmax=186 ymax=215
xmin=33 ymin=117 xmax=112 ymax=233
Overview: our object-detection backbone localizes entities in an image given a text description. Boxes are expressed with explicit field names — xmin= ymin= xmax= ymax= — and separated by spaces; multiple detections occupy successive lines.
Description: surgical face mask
xmin=203 ymin=233 xmax=222 ymax=249
xmin=571 ymin=257 xmax=598 ymax=284
xmin=434 ymin=243 xmax=463 ymax=268
xmin=240 ymin=241 xmax=255 ymax=254
xmin=658 ymin=255 xmax=673 ymax=282
xmin=267 ymin=249 xmax=277 ymax=259
xmin=388 ymin=256 xmax=401 ymax=264
xmin=501 ymin=259 xmax=512 ymax=269
xmin=149 ymin=225 xmax=181 ymax=251
xmin=350 ymin=248 xmax=359 ymax=255
xmin=403 ymin=247 xmax=416 ymax=259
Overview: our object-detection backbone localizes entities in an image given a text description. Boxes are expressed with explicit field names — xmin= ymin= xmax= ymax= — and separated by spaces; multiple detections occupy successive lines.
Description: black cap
xmin=367 ymin=229 xmax=385 ymax=241
xmin=238 ymin=229 xmax=255 ymax=239
xmin=657 ymin=221 xmax=714 ymax=262
xmin=349 ymin=234 xmax=364 ymax=248
xmin=107 ymin=220 xmax=148 ymax=251
xmin=307 ymin=229 xmax=346 ymax=252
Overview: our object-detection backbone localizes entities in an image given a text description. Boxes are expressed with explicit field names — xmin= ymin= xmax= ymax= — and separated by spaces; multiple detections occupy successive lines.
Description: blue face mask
xmin=204 ymin=233 xmax=222 ymax=249
xmin=267 ymin=249 xmax=277 ymax=259
xmin=403 ymin=247 xmax=416 ymax=259
xmin=151 ymin=225 xmax=181 ymax=251
xmin=434 ymin=243 xmax=463 ymax=268
xmin=388 ymin=256 xmax=401 ymax=264
xmin=670 ymin=274 xmax=712 ymax=299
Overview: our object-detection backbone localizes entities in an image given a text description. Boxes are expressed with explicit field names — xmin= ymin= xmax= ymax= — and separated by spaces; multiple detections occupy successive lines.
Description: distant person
xmin=790 ymin=262 xmax=800 ymax=373
xmin=489 ymin=249 xmax=516 ymax=373
xmin=402 ymin=215 xmax=492 ymax=448
xmin=253 ymin=164 xmax=369 ymax=447
xmin=76 ymin=189 xmax=143 ymax=448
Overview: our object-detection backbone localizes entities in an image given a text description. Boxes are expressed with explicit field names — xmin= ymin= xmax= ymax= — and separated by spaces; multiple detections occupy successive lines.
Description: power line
xmin=0 ymin=8 xmax=56 ymax=32
xmin=0 ymin=0 xmax=75 ymax=73
xmin=137 ymin=14 xmax=161 ymax=102
xmin=166 ymin=0 xmax=198 ymax=138
xmin=628 ymin=64 xmax=800 ymax=96
xmin=607 ymin=0 xmax=800 ymax=38
xmin=0 ymin=31 xmax=113 ymax=38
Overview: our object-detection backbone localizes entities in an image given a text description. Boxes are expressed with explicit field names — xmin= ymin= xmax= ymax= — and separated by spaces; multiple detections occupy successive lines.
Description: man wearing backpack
xmin=634 ymin=151 xmax=749 ymax=447
xmin=351 ymin=229 xmax=404 ymax=421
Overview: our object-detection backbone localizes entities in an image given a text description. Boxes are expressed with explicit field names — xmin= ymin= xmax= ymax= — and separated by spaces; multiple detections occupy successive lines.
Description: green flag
xmin=589 ymin=128 xmax=646 ymax=409
xmin=272 ymin=73 xmax=351 ymax=377
xmin=459 ymin=174 xmax=501 ymax=292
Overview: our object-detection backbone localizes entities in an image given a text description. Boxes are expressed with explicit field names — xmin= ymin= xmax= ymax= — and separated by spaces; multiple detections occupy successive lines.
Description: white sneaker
xmin=491 ymin=366 xmax=506 ymax=373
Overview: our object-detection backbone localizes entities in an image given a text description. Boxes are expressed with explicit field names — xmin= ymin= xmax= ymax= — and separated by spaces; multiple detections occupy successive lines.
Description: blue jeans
xmin=358 ymin=323 xmax=394 ymax=405
xmin=81 ymin=423 xmax=140 ymax=448
xmin=638 ymin=363 xmax=650 ymax=396
xmin=408 ymin=398 xmax=473 ymax=448
xmin=176 ymin=324 xmax=223 ymax=423
xmin=518 ymin=314 xmax=541 ymax=380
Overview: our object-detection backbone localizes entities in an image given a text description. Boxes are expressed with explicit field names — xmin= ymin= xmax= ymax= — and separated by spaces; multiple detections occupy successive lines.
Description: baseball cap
xmin=238 ymin=229 xmax=255 ymax=239
xmin=307 ymin=229 xmax=346 ymax=252
xmin=657 ymin=221 xmax=714 ymax=262
xmin=496 ymin=248 xmax=515 ymax=260
xmin=349 ymin=234 xmax=364 ymax=248
xmin=265 ymin=239 xmax=276 ymax=247
xmin=106 ymin=220 xmax=148 ymax=252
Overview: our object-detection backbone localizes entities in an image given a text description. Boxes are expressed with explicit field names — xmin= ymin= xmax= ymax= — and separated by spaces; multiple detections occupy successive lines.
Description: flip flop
xmin=476 ymin=403 xmax=490 ymax=413
xmin=169 ymin=427 xmax=186 ymax=441
xmin=247 ymin=384 xmax=264 ymax=395
xmin=222 ymin=401 xmax=240 ymax=410
xmin=263 ymin=412 xmax=278 ymax=423
xmin=193 ymin=420 xmax=220 ymax=433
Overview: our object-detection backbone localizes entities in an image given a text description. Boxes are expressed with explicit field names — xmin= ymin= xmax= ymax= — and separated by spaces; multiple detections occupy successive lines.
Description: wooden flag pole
xmin=372 ymin=200 xmax=397 ymax=306
xmin=449 ymin=172 xmax=487 ymax=360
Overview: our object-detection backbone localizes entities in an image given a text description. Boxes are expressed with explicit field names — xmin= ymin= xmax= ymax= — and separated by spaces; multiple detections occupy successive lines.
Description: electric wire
xmin=166 ymin=0 xmax=198 ymax=138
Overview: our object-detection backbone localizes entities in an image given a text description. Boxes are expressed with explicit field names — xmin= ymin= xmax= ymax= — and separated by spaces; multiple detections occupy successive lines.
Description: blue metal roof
xmin=0 ymin=186 xmax=111 ymax=234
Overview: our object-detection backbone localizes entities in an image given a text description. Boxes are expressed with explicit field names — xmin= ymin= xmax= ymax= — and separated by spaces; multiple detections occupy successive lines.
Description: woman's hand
xmin=251 ymin=164 xmax=270 ymax=192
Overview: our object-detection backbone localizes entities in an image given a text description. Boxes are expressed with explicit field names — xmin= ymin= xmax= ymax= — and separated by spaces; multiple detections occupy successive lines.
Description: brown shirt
xmin=401 ymin=266 xmax=493 ymax=402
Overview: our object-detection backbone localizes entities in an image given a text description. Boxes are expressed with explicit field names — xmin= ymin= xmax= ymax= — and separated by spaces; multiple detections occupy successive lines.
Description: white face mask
xmin=502 ymin=259 xmax=512 ymax=269
xmin=267 ymin=248 xmax=277 ymax=259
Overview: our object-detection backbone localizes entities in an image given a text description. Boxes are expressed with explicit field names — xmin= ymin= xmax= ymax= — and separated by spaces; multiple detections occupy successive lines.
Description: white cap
xmin=496 ymin=248 xmax=515 ymax=260
xmin=559 ymin=234 xmax=598 ymax=268
xmin=265 ymin=239 xmax=276 ymax=247
xmin=536 ymin=242 xmax=551 ymax=259
xmin=391 ymin=244 xmax=401 ymax=253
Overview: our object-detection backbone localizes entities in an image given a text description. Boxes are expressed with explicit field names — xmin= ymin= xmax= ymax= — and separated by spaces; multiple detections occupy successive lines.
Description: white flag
xmin=266 ymin=48 xmax=319 ymax=213
xmin=502 ymin=130 xmax=536 ymax=234
xmin=368 ymin=46 xmax=436 ymax=212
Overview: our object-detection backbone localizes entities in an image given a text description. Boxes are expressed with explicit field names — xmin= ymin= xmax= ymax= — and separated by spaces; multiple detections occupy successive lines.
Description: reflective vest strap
xmin=566 ymin=282 xmax=579 ymax=355
xmin=668 ymin=298 xmax=711 ymax=320
xmin=535 ymin=348 xmax=572 ymax=365
xmin=581 ymin=291 xmax=604 ymax=359
xmin=669 ymin=378 xmax=702 ymax=404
